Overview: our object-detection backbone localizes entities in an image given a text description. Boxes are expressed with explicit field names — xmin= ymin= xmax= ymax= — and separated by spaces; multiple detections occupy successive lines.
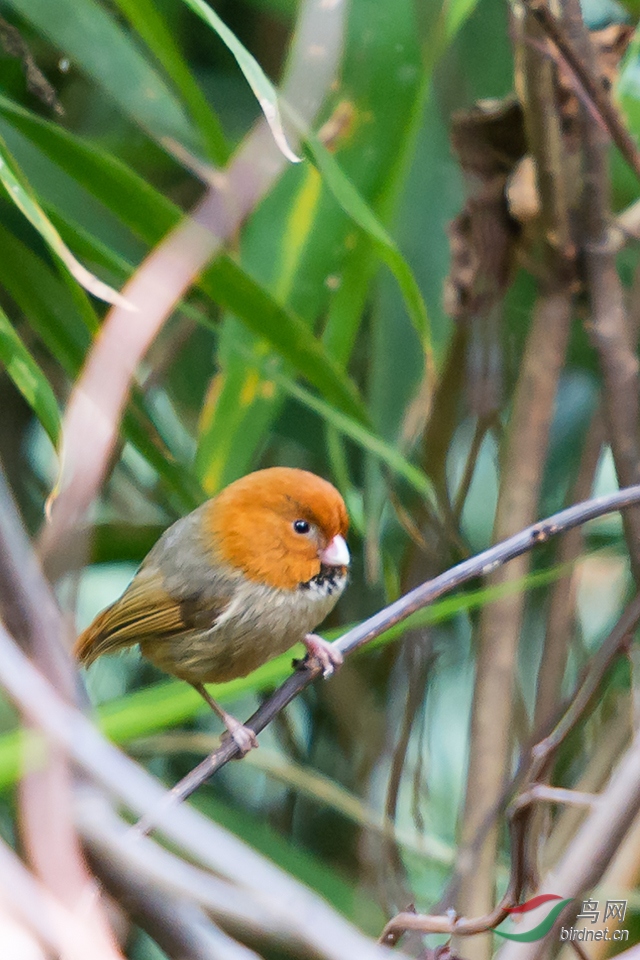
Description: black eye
xmin=293 ymin=520 xmax=310 ymax=534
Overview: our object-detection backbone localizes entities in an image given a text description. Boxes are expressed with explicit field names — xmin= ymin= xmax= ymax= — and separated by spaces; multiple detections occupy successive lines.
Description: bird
xmin=74 ymin=467 xmax=350 ymax=753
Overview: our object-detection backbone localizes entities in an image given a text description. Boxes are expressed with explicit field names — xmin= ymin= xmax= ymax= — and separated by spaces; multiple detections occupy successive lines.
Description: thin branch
xmin=372 ymin=587 xmax=640 ymax=947
xmin=380 ymin=806 xmax=531 ymax=944
xmin=498 ymin=731 xmax=640 ymax=960
xmin=0 ymin=834 xmax=117 ymax=960
xmin=566 ymin=0 xmax=640 ymax=580
xmin=0 ymin=622 xmax=403 ymax=960
xmin=534 ymin=413 xmax=604 ymax=730
xmin=452 ymin=415 xmax=495 ymax=524
xmin=527 ymin=592 xmax=640 ymax=780
xmin=520 ymin=0 xmax=640 ymax=183
xmin=135 ymin=483 xmax=640 ymax=831
xmin=0 ymin=18 xmax=63 ymax=115
xmin=513 ymin=785 xmax=598 ymax=810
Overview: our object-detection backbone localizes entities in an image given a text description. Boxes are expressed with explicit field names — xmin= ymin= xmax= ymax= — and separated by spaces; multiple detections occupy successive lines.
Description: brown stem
xmin=380 ymin=802 xmax=529 ymax=943
xmin=533 ymin=413 xmax=604 ymax=732
xmin=578 ymin=94 xmax=640 ymax=582
xmin=529 ymin=592 xmax=640 ymax=780
xmin=380 ymin=592 xmax=640 ymax=948
xmin=455 ymin=281 xmax=573 ymax=950
xmin=498 ymin=732 xmax=640 ymax=960
xmin=521 ymin=0 xmax=640 ymax=183
xmin=452 ymin=4 xmax=577 ymax=946
xmin=0 ymin=470 xmax=119 ymax=957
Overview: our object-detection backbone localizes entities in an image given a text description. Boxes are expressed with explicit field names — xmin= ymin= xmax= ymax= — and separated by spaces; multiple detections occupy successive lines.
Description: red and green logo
xmin=494 ymin=895 xmax=573 ymax=942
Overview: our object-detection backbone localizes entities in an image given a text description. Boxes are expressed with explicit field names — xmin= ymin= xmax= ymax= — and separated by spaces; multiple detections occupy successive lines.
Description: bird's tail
xmin=73 ymin=603 xmax=134 ymax=665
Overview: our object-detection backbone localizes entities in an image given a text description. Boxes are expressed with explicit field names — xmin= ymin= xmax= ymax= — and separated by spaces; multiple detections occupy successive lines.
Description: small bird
xmin=74 ymin=467 xmax=350 ymax=752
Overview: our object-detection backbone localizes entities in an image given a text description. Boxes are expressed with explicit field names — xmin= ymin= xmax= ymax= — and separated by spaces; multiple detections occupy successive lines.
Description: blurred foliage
xmin=1 ymin=0 xmax=640 ymax=956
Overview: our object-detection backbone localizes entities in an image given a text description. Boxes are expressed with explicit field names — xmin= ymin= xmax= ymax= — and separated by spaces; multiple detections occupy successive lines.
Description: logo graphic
xmin=494 ymin=895 xmax=573 ymax=942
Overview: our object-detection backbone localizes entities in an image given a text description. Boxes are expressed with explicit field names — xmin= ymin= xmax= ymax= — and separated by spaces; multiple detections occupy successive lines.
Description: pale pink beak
xmin=319 ymin=534 xmax=350 ymax=568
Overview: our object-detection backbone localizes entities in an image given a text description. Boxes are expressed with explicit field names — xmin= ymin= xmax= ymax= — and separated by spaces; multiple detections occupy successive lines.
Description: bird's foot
xmin=191 ymin=682 xmax=258 ymax=756
xmin=303 ymin=634 xmax=343 ymax=678
xmin=222 ymin=716 xmax=259 ymax=756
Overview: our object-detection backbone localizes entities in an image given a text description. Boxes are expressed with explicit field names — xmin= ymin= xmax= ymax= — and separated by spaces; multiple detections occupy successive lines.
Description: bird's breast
xmin=143 ymin=566 xmax=347 ymax=684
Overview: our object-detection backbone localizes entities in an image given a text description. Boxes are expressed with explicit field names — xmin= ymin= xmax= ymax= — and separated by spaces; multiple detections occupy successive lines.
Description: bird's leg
xmin=190 ymin=682 xmax=258 ymax=755
xmin=303 ymin=634 xmax=343 ymax=678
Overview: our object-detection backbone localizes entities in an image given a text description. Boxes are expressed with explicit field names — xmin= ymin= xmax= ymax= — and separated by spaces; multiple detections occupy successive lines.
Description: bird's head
xmin=205 ymin=467 xmax=350 ymax=591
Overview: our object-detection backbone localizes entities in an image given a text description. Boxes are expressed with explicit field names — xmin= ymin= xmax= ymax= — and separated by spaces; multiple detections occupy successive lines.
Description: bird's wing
xmin=74 ymin=568 xmax=232 ymax=665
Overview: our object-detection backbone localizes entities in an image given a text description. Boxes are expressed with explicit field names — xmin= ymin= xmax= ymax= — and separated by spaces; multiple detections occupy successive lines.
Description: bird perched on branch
xmin=74 ymin=467 xmax=350 ymax=753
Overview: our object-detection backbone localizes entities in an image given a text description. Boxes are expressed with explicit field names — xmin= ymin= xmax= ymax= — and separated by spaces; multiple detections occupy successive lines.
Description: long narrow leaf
xmin=0 ymin=135 xmax=131 ymax=308
xmin=0 ymin=98 xmax=368 ymax=425
xmin=303 ymin=132 xmax=433 ymax=364
xmin=178 ymin=0 xmax=301 ymax=163
xmin=237 ymin=344 xmax=437 ymax=505
xmin=4 ymin=0 xmax=202 ymax=154
xmin=110 ymin=0 xmax=228 ymax=163
xmin=0 ymin=306 xmax=60 ymax=445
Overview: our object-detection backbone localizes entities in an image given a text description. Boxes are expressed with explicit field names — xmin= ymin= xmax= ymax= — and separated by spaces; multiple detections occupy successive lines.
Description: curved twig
xmin=134 ymin=483 xmax=640 ymax=834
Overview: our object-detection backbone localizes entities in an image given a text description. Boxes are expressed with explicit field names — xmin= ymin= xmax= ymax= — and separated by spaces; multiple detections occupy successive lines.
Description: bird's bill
xmin=319 ymin=534 xmax=350 ymax=567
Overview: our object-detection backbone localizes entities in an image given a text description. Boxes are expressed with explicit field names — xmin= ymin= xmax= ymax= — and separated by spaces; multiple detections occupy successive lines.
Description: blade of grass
xmin=178 ymin=0 xmax=302 ymax=163
xmin=0 ymin=306 xmax=60 ymax=446
xmin=110 ymin=0 xmax=229 ymax=163
xmin=0 ymin=134 xmax=131 ymax=308
xmin=301 ymin=132 xmax=433 ymax=368
xmin=4 ymin=0 xmax=202 ymax=154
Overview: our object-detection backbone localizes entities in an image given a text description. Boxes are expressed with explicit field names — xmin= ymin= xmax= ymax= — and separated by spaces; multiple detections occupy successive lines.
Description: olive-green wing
xmin=74 ymin=568 xmax=231 ymax=665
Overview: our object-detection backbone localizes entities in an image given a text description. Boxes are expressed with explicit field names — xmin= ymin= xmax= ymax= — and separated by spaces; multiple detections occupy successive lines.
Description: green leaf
xmin=178 ymin=0 xmax=301 ymax=163
xmin=240 ymin=348 xmax=437 ymax=505
xmin=443 ymin=0 xmax=482 ymax=42
xmin=0 ymin=134 xmax=131 ymax=308
xmin=195 ymin=327 xmax=286 ymax=493
xmin=321 ymin=236 xmax=380 ymax=367
xmin=4 ymin=0 xmax=202 ymax=154
xmin=0 ymin=307 xmax=61 ymax=445
xmin=0 ymin=93 xmax=178 ymax=242
xmin=110 ymin=0 xmax=229 ymax=163
xmin=0 ymin=216 xmax=92 ymax=373
xmin=302 ymin=132 xmax=433 ymax=365
xmin=203 ymin=256 xmax=368 ymax=423
xmin=0 ymin=99 xmax=366 ymax=428
xmin=0 ymin=216 xmax=201 ymax=509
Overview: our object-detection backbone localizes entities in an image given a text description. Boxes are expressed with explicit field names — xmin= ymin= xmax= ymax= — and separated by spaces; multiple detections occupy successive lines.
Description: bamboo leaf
xmin=241 ymin=346 xmax=437 ymax=505
xmin=3 ymin=0 xmax=202 ymax=153
xmin=443 ymin=0 xmax=482 ymax=41
xmin=204 ymin=256 xmax=368 ymax=423
xmin=110 ymin=0 xmax=229 ymax=163
xmin=0 ymin=135 xmax=132 ymax=308
xmin=178 ymin=0 xmax=301 ymax=163
xmin=0 ymin=307 xmax=61 ymax=445
xmin=0 ymin=100 xmax=367 ymax=426
xmin=302 ymin=133 xmax=433 ymax=365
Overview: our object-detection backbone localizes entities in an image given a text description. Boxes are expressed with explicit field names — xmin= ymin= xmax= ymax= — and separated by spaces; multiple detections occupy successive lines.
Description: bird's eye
xmin=293 ymin=520 xmax=310 ymax=534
